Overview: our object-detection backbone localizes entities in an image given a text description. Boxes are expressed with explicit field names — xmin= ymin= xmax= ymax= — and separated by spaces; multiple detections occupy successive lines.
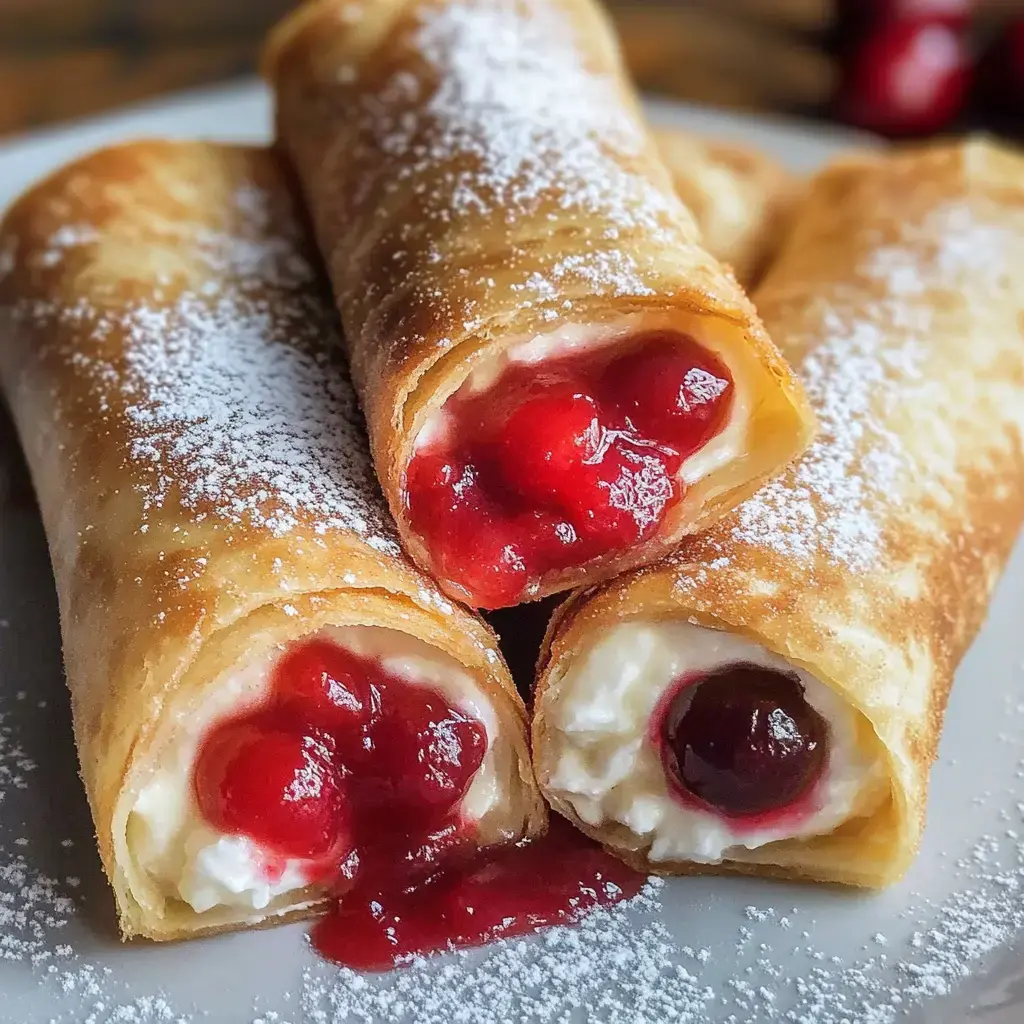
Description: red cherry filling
xmin=194 ymin=724 xmax=347 ymax=862
xmin=353 ymin=697 xmax=489 ymax=815
xmin=311 ymin=816 xmax=645 ymax=971
xmin=275 ymin=640 xmax=374 ymax=733
xmin=193 ymin=638 xmax=645 ymax=971
xmin=405 ymin=455 xmax=529 ymax=609
xmin=659 ymin=665 xmax=828 ymax=819
xmin=492 ymin=383 xmax=602 ymax=513
xmin=192 ymin=639 xmax=487 ymax=887
xmin=405 ymin=332 xmax=733 ymax=608
xmin=602 ymin=346 xmax=731 ymax=460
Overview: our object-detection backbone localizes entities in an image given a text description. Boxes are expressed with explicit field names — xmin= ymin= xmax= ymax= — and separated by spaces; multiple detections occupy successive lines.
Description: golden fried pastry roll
xmin=653 ymin=127 xmax=796 ymax=288
xmin=0 ymin=140 xmax=544 ymax=941
xmin=263 ymin=0 xmax=814 ymax=609
xmin=533 ymin=139 xmax=1024 ymax=888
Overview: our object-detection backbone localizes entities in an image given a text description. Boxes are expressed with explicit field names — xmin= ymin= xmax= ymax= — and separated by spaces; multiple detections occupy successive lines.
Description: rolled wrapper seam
xmin=264 ymin=0 xmax=814 ymax=607
xmin=533 ymin=139 xmax=1024 ymax=887
xmin=0 ymin=140 xmax=544 ymax=940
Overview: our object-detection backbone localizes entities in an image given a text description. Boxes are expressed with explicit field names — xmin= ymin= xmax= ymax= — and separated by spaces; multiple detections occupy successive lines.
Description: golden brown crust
xmin=264 ymin=0 xmax=815 ymax=605
xmin=652 ymin=127 xmax=798 ymax=289
xmin=0 ymin=140 xmax=545 ymax=941
xmin=533 ymin=137 xmax=1024 ymax=888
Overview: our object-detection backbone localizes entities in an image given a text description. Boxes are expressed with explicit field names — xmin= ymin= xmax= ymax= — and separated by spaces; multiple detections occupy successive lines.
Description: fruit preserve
xmin=406 ymin=332 xmax=733 ymax=608
xmin=194 ymin=640 xmax=488 ymax=890
xmin=194 ymin=638 xmax=644 ymax=970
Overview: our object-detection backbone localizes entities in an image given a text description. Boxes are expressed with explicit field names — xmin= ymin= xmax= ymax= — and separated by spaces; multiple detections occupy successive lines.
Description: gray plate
xmin=0 ymin=82 xmax=1021 ymax=1024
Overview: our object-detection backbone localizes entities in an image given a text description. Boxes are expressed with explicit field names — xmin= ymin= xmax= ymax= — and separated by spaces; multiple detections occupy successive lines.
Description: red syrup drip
xmin=652 ymin=665 xmax=828 ymax=829
xmin=193 ymin=639 xmax=644 ymax=972
xmin=406 ymin=332 xmax=733 ymax=608
xmin=310 ymin=815 xmax=645 ymax=971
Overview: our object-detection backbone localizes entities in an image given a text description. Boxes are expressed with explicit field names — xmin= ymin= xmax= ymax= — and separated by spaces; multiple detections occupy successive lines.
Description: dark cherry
xmin=660 ymin=665 xmax=828 ymax=819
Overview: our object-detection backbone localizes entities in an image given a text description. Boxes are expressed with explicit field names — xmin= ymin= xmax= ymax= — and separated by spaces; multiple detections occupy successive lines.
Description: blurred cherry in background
xmin=834 ymin=0 xmax=1024 ymax=137
xmin=836 ymin=18 xmax=972 ymax=134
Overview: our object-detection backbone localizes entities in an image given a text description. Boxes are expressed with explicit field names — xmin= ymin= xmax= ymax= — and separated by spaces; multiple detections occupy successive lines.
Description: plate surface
xmin=0 ymin=81 xmax=1022 ymax=1024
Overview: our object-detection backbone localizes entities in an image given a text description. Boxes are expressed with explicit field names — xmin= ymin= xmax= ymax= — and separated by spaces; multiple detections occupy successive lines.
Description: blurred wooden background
xmin=0 ymin=0 xmax=838 ymax=136
xmin=0 ymin=0 xmax=1021 ymax=137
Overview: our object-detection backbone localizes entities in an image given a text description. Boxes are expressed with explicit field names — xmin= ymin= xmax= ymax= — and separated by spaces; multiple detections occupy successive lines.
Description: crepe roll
xmin=533 ymin=139 xmax=1024 ymax=887
xmin=263 ymin=0 xmax=814 ymax=610
xmin=652 ymin=128 xmax=796 ymax=288
xmin=0 ymin=140 xmax=544 ymax=941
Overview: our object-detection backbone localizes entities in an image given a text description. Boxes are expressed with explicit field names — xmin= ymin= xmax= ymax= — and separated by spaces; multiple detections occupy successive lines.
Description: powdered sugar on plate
xmin=0 ymin=688 xmax=192 ymax=1021
xmin=0 ymin=703 xmax=34 ymax=806
xmin=299 ymin=880 xmax=718 ymax=1024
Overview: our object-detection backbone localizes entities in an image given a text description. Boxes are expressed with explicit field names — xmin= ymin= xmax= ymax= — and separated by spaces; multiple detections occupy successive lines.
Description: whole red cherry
xmin=836 ymin=19 xmax=972 ymax=136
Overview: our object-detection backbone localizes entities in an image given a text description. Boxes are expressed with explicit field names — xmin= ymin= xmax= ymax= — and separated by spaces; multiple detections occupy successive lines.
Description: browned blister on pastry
xmin=533 ymin=139 xmax=1024 ymax=888
xmin=0 ymin=141 xmax=544 ymax=941
xmin=653 ymin=127 xmax=797 ymax=288
xmin=263 ymin=0 xmax=814 ymax=610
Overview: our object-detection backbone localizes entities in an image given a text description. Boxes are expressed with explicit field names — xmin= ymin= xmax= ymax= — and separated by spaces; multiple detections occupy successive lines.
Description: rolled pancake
xmin=0 ymin=140 xmax=544 ymax=940
xmin=532 ymin=139 xmax=1024 ymax=887
xmin=263 ymin=0 xmax=814 ymax=609
xmin=652 ymin=127 xmax=796 ymax=288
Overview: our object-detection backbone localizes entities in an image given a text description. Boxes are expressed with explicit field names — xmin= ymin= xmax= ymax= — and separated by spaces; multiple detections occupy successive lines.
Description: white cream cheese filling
xmin=127 ymin=625 xmax=505 ymax=915
xmin=543 ymin=621 xmax=889 ymax=864
xmin=412 ymin=313 xmax=750 ymax=492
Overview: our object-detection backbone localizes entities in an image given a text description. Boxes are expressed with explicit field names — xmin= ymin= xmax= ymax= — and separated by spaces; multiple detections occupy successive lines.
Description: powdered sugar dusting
xmin=19 ymin=183 xmax=400 ymax=552
xmin=0 ymin=705 xmax=35 ymax=806
xmin=36 ymin=224 xmax=99 ymax=269
xmin=0 ymin=711 xmax=73 ymax=968
xmin=347 ymin=0 xmax=683 ymax=302
xmin=729 ymin=200 xmax=1013 ymax=574
xmin=693 ymin=818 xmax=1024 ymax=1024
